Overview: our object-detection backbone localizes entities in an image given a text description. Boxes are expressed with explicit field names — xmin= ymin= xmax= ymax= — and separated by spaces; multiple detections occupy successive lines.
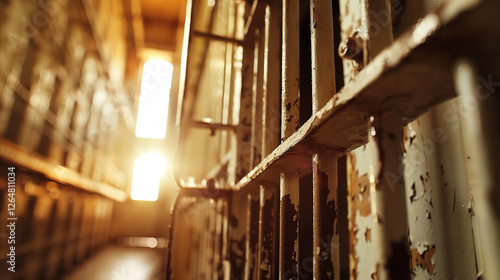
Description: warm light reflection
xmin=135 ymin=60 xmax=173 ymax=139
xmin=130 ymin=153 xmax=167 ymax=201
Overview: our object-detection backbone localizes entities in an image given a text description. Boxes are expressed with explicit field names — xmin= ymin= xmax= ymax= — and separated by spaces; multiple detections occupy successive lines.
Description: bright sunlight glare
xmin=130 ymin=153 xmax=167 ymax=201
xmin=135 ymin=60 xmax=173 ymax=139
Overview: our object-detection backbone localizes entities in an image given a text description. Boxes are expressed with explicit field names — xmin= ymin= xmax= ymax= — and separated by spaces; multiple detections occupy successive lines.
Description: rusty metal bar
xmin=309 ymin=0 xmax=339 ymax=278
xmin=281 ymin=0 xmax=300 ymax=142
xmin=191 ymin=30 xmax=244 ymax=45
xmin=455 ymin=59 xmax=500 ymax=280
xmin=403 ymin=99 xmax=478 ymax=279
xmin=280 ymin=170 xmax=300 ymax=280
xmin=189 ymin=120 xmax=238 ymax=131
xmin=279 ymin=0 xmax=301 ymax=279
xmin=346 ymin=147 xmax=376 ymax=279
xmin=310 ymin=0 xmax=336 ymax=113
xmin=261 ymin=3 xmax=281 ymax=158
xmin=312 ymin=153 xmax=340 ymax=279
xmin=236 ymin=30 xmax=255 ymax=180
xmin=368 ymin=111 xmax=410 ymax=280
xmin=244 ymin=193 xmax=260 ymax=279
xmin=213 ymin=198 xmax=223 ymax=279
xmin=360 ymin=0 xmax=394 ymax=63
xmin=257 ymin=184 xmax=279 ymax=280
xmin=402 ymin=121 xmax=443 ymax=279
xmin=250 ymin=27 xmax=264 ymax=168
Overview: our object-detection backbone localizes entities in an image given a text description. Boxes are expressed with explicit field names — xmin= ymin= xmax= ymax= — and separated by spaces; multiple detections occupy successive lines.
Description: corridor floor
xmin=63 ymin=245 xmax=165 ymax=280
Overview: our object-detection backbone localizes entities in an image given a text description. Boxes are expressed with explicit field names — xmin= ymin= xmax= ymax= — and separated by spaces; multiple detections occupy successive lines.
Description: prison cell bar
xmin=279 ymin=0 xmax=301 ymax=279
xmin=455 ymin=59 xmax=500 ymax=280
xmin=309 ymin=0 xmax=341 ymax=278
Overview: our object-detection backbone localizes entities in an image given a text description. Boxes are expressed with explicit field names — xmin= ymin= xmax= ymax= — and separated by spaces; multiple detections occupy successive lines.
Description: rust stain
xmin=260 ymin=192 xmax=276 ymax=280
xmin=348 ymin=153 xmax=372 ymax=278
xmin=315 ymin=166 xmax=336 ymax=278
xmin=311 ymin=0 xmax=319 ymax=25
xmin=281 ymin=194 xmax=298 ymax=278
xmin=410 ymin=246 xmax=436 ymax=275
xmin=409 ymin=182 xmax=416 ymax=203
xmin=248 ymin=198 xmax=260 ymax=280
xmin=371 ymin=263 xmax=380 ymax=279
xmin=348 ymin=158 xmax=371 ymax=217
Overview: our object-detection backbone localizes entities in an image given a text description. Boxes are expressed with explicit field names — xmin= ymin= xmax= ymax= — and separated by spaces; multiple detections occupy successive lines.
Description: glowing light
xmin=147 ymin=237 xmax=158 ymax=248
xmin=130 ymin=153 xmax=167 ymax=201
xmin=136 ymin=60 xmax=173 ymax=139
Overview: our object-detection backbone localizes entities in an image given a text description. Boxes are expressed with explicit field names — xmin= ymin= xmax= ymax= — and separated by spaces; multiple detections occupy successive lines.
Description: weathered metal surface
xmin=257 ymin=185 xmax=279 ymax=280
xmin=309 ymin=0 xmax=340 ymax=277
xmin=403 ymin=97 xmax=478 ymax=280
xmin=347 ymin=148 xmax=375 ymax=279
xmin=236 ymin=29 xmax=256 ymax=180
xmin=250 ymin=28 xmax=264 ymax=169
xmin=339 ymin=1 xmax=376 ymax=277
xmin=338 ymin=0 xmax=364 ymax=83
xmin=310 ymin=0 xmax=336 ymax=113
xmin=244 ymin=193 xmax=261 ymax=280
xmin=403 ymin=121 xmax=441 ymax=279
xmin=281 ymin=0 xmax=300 ymax=142
xmin=280 ymin=170 xmax=299 ymax=280
xmin=279 ymin=2 xmax=301 ymax=278
xmin=368 ymin=112 xmax=410 ymax=280
xmin=170 ymin=0 xmax=500 ymax=279
xmin=455 ymin=59 xmax=500 ymax=280
xmin=261 ymin=3 xmax=281 ymax=159
xmin=312 ymin=153 xmax=340 ymax=279
xmin=233 ymin=0 xmax=500 ymax=192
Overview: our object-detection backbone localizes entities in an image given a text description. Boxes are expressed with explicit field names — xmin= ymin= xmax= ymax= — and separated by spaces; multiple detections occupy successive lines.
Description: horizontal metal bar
xmin=233 ymin=0 xmax=500 ymax=191
xmin=191 ymin=30 xmax=244 ymax=45
xmin=189 ymin=120 xmax=238 ymax=131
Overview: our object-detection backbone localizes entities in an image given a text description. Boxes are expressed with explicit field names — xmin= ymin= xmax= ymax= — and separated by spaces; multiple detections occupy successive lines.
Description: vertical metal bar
xmin=251 ymin=27 xmax=264 ymax=169
xmin=245 ymin=193 xmax=260 ymax=280
xmin=229 ymin=1 xmax=246 ymax=186
xmin=310 ymin=0 xmax=339 ymax=278
xmin=280 ymin=1 xmax=300 ymax=279
xmin=338 ymin=0 xmax=363 ymax=83
xmin=310 ymin=0 xmax=336 ymax=113
xmin=261 ymin=3 xmax=281 ymax=158
xmin=455 ymin=59 xmax=500 ymax=280
xmin=338 ymin=0 xmax=377 ymax=278
xmin=347 ymin=148 xmax=376 ymax=279
xmin=280 ymin=170 xmax=300 ymax=280
xmin=228 ymin=191 xmax=249 ymax=279
xmin=213 ymin=198 xmax=223 ymax=280
xmin=403 ymin=100 xmax=477 ymax=279
xmin=281 ymin=0 xmax=300 ymax=142
xmin=368 ymin=112 xmax=410 ymax=280
xmin=402 ymin=121 xmax=443 ymax=279
xmin=360 ymin=0 xmax=393 ymax=62
xmin=258 ymin=184 xmax=279 ymax=280
xmin=237 ymin=31 xmax=256 ymax=180
xmin=312 ymin=153 xmax=340 ymax=279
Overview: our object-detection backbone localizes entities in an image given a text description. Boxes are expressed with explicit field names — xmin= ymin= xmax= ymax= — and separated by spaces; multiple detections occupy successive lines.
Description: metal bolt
xmin=338 ymin=37 xmax=363 ymax=60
